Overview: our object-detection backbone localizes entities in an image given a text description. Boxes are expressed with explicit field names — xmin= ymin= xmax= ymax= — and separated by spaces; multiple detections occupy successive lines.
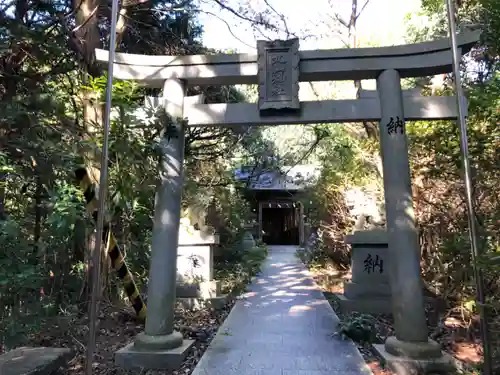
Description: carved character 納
xmin=363 ymin=253 xmax=384 ymax=274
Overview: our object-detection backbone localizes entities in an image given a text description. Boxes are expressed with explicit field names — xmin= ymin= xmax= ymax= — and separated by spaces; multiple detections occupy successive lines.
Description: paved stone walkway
xmin=192 ymin=245 xmax=372 ymax=375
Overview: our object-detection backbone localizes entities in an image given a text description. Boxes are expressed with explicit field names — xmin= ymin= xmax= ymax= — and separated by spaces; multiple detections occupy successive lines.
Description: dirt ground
xmin=29 ymin=300 xmax=235 ymax=375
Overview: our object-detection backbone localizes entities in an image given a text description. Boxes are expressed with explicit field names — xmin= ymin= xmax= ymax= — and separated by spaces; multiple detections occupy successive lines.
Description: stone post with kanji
xmin=334 ymin=229 xmax=391 ymax=314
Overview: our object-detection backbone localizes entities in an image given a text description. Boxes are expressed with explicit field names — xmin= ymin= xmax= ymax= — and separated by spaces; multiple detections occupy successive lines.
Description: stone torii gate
xmin=96 ymin=30 xmax=479 ymax=373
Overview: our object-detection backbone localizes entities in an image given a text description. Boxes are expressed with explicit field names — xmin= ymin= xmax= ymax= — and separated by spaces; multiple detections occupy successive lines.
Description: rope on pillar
xmin=75 ymin=167 xmax=147 ymax=320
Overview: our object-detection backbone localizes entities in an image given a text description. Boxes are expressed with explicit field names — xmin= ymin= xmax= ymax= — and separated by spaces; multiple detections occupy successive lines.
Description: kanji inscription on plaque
xmin=257 ymin=38 xmax=300 ymax=114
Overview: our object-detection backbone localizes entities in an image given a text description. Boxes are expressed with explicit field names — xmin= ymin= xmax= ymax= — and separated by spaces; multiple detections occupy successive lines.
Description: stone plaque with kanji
xmin=257 ymin=38 xmax=300 ymax=114
xmin=177 ymin=245 xmax=213 ymax=283
xmin=344 ymin=230 xmax=391 ymax=299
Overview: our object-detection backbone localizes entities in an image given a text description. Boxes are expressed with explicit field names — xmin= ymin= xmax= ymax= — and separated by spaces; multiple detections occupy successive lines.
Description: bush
xmin=0 ymin=183 xmax=88 ymax=349
xmin=215 ymin=244 xmax=268 ymax=295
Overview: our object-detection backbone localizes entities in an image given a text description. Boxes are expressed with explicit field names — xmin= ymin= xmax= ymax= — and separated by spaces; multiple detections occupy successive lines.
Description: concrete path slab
xmin=192 ymin=245 xmax=372 ymax=375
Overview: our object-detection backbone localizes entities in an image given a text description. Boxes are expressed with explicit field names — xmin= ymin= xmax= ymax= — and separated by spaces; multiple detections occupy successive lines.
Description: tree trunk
xmin=33 ymin=174 xmax=42 ymax=254
xmin=0 ymin=173 xmax=6 ymax=220
xmin=72 ymin=0 xmax=105 ymax=305
xmin=71 ymin=0 xmax=131 ymax=306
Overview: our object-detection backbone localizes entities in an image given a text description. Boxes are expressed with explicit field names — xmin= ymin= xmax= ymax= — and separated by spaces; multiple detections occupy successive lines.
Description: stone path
xmin=192 ymin=245 xmax=372 ymax=375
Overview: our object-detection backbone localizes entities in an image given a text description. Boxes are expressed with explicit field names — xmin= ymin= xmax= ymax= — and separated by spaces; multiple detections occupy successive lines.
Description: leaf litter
xmin=29 ymin=299 xmax=235 ymax=375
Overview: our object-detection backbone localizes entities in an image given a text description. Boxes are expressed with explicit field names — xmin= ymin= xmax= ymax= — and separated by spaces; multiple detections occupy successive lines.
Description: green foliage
xmin=408 ymin=75 xmax=500 ymax=292
xmin=300 ymin=125 xmax=377 ymax=267
xmin=297 ymin=241 xmax=337 ymax=270
xmin=0 ymin=182 xmax=88 ymax=349
xmin=215 ymin=245 xmax=268 ymax=296
xmin=338 ymin=313 xmax=377 ymax=345
xmin=0 ymin=0 xmax=260 ymax=350
xmin=402 ymin=0 xmax=500 ymax=366
xmin=83 ymin=75 xmax=143 ymax=106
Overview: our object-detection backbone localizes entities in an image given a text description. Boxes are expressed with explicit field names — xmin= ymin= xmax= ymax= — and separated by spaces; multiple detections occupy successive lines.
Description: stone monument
xmin=0 ymin=347 xmax=73 ymax=375
xmin=176 ymin=223 xmax=227 ymax=310
xmin=241 ymin=223 xmax=256 ymax=251
xmin=334 ymin=229 xmax=391 ymax=314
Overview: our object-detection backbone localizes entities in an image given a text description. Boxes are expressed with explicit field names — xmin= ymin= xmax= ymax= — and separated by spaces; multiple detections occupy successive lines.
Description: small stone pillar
xmin=250 ymin=222 xmax=260 ymax=240
xmin=257 ymin=202 xmax=263 ymax=241
xmin=372 ymin=69 xmax=453 ymax=374
xmin=299 ymin=203 xmax=305 ymax=245
xmin=115 ymin=78 xmax=194 ymax=370
xmin=242 ymin=224 xmax=256 ymax=251
xmin=303 ymin=223 xmax=311 ymax=247
xmin=334 ymin=229 xmax=391 ymax=314
xmin=176 ymin=228 xmax=227 ymax=309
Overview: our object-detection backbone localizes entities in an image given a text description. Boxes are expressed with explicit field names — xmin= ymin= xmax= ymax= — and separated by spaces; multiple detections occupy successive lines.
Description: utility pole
xmin=84 ymin=0 xmax=119 ymax=374
xmin=444 ymin=1 xmax=492 ymax=374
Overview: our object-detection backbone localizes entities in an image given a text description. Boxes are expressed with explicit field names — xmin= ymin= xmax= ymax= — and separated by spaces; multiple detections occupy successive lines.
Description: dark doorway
xmin=261 ymin=206 xmax=299 ymax=245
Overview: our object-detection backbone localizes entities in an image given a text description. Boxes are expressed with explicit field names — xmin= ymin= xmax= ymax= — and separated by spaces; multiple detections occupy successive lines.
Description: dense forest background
xmin=1 ymin=0 xmax=500 ymax=372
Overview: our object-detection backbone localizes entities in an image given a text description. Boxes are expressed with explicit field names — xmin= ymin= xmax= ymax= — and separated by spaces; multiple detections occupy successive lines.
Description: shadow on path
xmin=192 ymin=245 xmax=373 ymax=375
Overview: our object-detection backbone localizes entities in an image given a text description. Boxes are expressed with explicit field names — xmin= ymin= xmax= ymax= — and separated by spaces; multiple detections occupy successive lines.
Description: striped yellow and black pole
xmin=75 ymin=167 xmax=147 ymax=320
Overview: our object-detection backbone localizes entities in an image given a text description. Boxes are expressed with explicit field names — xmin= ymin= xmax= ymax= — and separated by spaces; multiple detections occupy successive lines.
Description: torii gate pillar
xmin=115 ymin=78 xmax=195 ymax=370
xmin=372 ymin=69 xmax=453 ymax=373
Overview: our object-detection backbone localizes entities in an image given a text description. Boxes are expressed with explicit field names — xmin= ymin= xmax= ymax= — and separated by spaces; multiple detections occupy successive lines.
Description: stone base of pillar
xmin=176 ymin=280 xmax=228 ymax=310
xmin=176 ymin=295 xmax=229 ymax=311
xmin=115 ymin=340 xmax=195 ymax=370
xmin=333 ymin=293 xmax=392 ymax=314
xmin=373 ymin=337 xmax=455 ymax=375
xmin=344 ymin=281 xmax=391 ymax=299
xmin=115 ymin=332 xmax=194 ymax=370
